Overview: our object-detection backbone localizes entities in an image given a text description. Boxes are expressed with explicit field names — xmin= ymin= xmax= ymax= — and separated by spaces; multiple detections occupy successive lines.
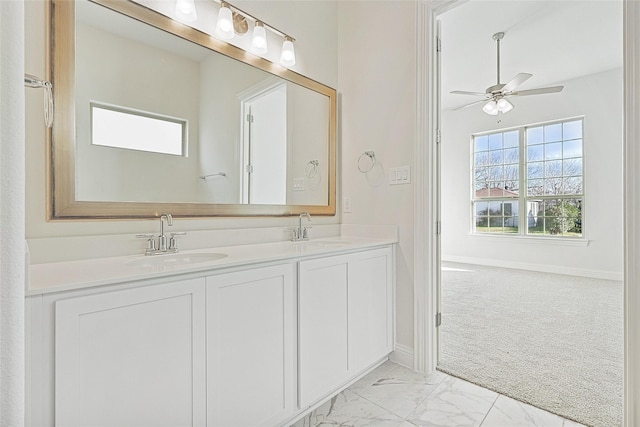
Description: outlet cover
xmin=343 ymin=196 xmax=352 ymax=213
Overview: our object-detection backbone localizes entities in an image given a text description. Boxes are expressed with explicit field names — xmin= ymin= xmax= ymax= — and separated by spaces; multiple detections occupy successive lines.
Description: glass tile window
xmin=472 ymin=118 xmax=583 ymax=237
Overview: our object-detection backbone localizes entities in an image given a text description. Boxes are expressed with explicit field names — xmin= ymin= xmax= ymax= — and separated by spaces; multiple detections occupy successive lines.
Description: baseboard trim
xmin=390 ymin=343 xmax=414 ymax=369
xmin=442 ymin=255 xmax=623 ymax=281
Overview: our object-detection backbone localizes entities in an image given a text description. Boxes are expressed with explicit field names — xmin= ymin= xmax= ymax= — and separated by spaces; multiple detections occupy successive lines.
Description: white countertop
xmin=28 ymin=236 xmax=396 ymax=295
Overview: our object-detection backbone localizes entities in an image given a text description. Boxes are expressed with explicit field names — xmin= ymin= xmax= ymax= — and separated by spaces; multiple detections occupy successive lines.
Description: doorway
xmin=420 ymin=0 xmax=623 ymax=426
xmin=239 ymin=81 xmax=288 ymax=205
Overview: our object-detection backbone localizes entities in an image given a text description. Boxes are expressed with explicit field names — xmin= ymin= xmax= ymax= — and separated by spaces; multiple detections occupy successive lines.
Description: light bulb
xmin=280 ymin=36 xmax=296 ymax=67
xmin=216 ymin=2 xmax=234 ymax=40
xmin=251 ymin=21 xmax=268 ymax=54
xmin=175 ymin=0 xmax=197 ymax=22
xmin=497 ymin=98 xmax=513 ymax=113
xmin=482 ymin=100 xmax=499 ymax=115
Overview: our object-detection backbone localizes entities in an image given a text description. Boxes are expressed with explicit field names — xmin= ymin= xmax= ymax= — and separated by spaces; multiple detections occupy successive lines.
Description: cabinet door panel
xmin=206 ymin=264 xmax=296 ymax=427
xmin=349 ymin=248 xmax=394 ymax=372
xmin=298 ymin=256 xmax=349 ymax=408
xmin=55 ymin=278 xmax=206 ymax=427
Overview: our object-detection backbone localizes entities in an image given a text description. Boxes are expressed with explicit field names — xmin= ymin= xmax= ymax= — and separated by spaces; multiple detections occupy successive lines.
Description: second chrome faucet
xmin=291 ymin=212 xmax=311 ymax=241
xmin=136 ymin=213 xmax=186 ymax=255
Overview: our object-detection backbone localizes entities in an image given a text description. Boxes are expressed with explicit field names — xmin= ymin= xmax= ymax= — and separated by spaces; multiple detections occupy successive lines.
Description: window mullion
xmin=519 ymin=127 xmax=526 ymax=235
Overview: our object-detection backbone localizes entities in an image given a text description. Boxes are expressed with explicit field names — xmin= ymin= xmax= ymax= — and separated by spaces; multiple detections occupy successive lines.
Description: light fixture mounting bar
xmin=492 ymin=31 xmax=504 ymax=85
xmin=216 ymin=0 xmax=295 ymax=41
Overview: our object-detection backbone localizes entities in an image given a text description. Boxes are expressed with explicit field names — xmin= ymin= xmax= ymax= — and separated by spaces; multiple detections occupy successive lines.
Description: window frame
xmin=90 ymin=101 xmax=189 ymax=157
xmin=470 ymin=117 xmax=585 ymax=239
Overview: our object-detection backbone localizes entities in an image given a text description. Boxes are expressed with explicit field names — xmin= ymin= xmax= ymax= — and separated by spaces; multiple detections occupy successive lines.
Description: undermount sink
xmin=126 ymin=252 xmax=228 ymax=268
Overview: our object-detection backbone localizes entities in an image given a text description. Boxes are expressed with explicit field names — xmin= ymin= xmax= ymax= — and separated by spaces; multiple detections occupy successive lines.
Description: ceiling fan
xmin=451 ymin=32 xmax=564 ymax=115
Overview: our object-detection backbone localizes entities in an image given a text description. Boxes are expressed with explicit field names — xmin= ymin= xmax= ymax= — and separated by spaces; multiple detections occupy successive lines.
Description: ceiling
xmin=440 ymin=0 xmax=623 ymax=110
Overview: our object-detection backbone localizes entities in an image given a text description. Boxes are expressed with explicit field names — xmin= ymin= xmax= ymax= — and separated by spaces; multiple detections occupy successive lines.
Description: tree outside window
xmin=472 ymin=118 xmax=583 ymax=237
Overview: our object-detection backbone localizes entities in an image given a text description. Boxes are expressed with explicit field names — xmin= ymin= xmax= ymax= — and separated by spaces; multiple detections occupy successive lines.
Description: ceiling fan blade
xmin=451 ymin=90 xmax=487 ymax=97
xmin=502 ymin=73 xmax=533 ymax=93
xmin=510 ymin=86 xmax=564 ymax=97
xmin=452 ymin=98 xmax=489 ymax=111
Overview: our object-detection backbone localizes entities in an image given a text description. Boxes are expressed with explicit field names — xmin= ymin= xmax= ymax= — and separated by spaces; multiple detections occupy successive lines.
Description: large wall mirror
xmin=48 ymin=0 xmax=336 ymax=219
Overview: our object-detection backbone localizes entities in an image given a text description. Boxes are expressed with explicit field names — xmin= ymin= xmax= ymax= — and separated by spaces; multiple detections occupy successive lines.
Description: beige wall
xmin=338 ymin=1 xmax=417 ymax=350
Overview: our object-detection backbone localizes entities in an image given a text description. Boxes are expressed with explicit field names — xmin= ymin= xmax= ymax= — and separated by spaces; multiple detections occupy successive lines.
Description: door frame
xmin=413 ymin=1 xmax=640 ymax=425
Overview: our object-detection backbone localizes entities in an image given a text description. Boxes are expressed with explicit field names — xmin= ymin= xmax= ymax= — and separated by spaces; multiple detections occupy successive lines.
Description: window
xmin=91 ymin=103 xmax=187 ymax=156
xmin=472 ymin=118 xmax=583 ymax=237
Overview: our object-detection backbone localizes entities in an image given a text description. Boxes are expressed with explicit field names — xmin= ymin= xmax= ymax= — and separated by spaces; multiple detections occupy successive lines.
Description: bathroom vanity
xmin=26 ymin=237 xmax=395 ymax=427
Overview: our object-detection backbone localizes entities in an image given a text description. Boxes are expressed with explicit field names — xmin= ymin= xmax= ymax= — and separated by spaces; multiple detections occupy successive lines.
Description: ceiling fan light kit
xmin=482 ymin=97 xmax=513 ymax=115
xmin=452 ymin=31 xmax=564 ymax=116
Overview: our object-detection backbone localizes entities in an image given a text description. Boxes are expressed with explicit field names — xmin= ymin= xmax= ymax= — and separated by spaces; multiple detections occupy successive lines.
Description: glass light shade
xmin=251 ymin=22 xmax=268 ymax=54
xmin=497 ymin=98 xmax=514 ymax=113
xmin=482 ymin=100 xmax=499 ymax=115
xmin=215 ymin=3 xmax=234 ymax=40
xmin=280 ymin=38 xmax=296 ymax=67
xmin=175 ymin=0 xmax=197 ymax=22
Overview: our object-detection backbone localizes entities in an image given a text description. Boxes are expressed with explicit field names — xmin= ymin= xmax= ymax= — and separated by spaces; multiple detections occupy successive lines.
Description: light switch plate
xmin=293 ymin=178 xmax=305 ymax=191
xmin=389 ymin=166 xmax=411 ymax=185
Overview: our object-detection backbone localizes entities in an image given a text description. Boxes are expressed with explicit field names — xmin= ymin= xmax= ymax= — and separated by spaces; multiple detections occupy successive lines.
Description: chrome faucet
xmin=158 ymin=213 xmax=173 ymax=252
xmin=292 ymin=212 xmax=311 ymax=241
xmin=136 ymin=213 xmax=186 ymax=255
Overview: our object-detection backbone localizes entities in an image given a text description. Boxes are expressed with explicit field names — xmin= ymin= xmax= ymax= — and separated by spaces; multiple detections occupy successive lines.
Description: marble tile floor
xmin=291 ymin=361 xmax=587 ymax=427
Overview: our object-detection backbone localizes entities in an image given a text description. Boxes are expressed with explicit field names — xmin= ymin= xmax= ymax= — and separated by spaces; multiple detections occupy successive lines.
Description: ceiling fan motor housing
xmin=487 ymin=83 xmax=506 ymax=94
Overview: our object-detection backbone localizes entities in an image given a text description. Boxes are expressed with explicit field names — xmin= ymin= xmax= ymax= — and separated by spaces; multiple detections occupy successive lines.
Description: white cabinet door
xmin=55 ymin=278 xmax=206 ymax=427
xmin=206 ymin=264 xmax=296 ymax=427
xmin=298 ymin=255 xmax=350 ymax=408
xmin=349 ymin=247 xmax=394 ymax=373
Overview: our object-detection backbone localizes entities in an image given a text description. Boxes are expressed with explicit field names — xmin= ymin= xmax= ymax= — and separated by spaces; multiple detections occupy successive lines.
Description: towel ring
xmin=357 ymin=151 xmax=376 ymax=173
xmin=305 ymin=160 xmax=319 ymax=178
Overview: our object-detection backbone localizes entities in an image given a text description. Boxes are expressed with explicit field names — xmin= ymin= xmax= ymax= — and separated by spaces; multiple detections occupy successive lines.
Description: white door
xmin=55 ymin=279 xmax=206 ymax=427
xmin=243 ymin=84 xmax=287 ymax=204
xmin=206 ymin=264 xmax=296 ymax=427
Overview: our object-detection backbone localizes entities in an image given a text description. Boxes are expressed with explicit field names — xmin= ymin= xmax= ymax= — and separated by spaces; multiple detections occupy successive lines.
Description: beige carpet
xmin=438 ymin=262 xmax=623 ymax=427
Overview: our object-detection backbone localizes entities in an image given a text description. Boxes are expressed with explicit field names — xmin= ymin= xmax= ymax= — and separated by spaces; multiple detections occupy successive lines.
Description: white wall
xmin=198 ymin=54 xmax=268 ymax=204
xmin=287 ymin=83 xmax=330 ymax=206
xmin=75 ymin=22 xmax=203 ymax=203
xmin=441 ymin=68 xmax=623 ymax=279
xmin=338 ymin=1 xmax=417 ymax=350
xmin=24 ymin=0 xmax=338 ymax=241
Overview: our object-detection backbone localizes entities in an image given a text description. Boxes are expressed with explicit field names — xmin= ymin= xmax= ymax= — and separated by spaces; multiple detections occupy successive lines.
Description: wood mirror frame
xmin=47 ymin=0 xmax=337 ymax=219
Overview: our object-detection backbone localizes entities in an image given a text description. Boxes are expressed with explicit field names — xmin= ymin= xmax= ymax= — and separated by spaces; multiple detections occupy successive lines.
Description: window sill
xmin=469 ymin=233 xmax=590 ymax=247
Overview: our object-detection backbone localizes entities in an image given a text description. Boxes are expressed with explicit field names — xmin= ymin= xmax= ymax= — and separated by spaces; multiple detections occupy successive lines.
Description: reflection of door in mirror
xmin=240 ymin=82 xmax=287 ymax=205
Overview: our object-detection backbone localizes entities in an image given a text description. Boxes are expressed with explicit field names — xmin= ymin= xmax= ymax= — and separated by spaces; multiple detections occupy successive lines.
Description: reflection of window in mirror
xmin=91 ymin=103 xmax=187 ymax=156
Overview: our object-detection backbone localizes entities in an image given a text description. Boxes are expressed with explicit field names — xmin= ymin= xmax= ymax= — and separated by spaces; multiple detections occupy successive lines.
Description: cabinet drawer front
xmin=55 ymin=278 xmax=206 ymax=427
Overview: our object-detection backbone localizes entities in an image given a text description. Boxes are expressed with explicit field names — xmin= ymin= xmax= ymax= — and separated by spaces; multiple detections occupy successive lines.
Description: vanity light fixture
xmin=251 ymin=21 xmax=268 ymax=54
xmin=215 ymin=2 xmax=235 ymax=40
xmin=175 ymin=0 xmax=197 ymax=22
xmin=280 ymin=36 xmax=296 ymax=67
xmin=212 ymin=0 xmax=296 ymax=67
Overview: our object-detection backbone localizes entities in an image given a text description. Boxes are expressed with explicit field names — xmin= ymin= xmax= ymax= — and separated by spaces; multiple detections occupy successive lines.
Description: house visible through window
xmin=472 ymin=118 xmax=583 ymax=237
